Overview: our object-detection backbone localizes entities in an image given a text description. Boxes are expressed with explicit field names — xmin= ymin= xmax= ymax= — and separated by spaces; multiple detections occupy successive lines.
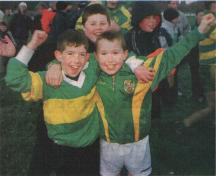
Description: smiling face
xmin=139 ymin=15 xmax=157 ymax=32
xmin=95 ymin=39 xmax=128 ymax=75
xmin=83 ymin=14 xmax=110 ymax=41
xmin=55 ymin=44 xmax=89 ymax=77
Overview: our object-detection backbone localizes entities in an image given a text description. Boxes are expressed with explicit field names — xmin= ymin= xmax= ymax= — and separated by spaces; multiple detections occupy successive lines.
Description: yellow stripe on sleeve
xmin=132 ymin=52 xmax=164 ymax=141
xmin=200 ymin=50 xmax=216 ymax=60
xmin=22 ymin=72 xmax=43 ymax=101
xmin=95 ymin=91 xmax=110 ymax=143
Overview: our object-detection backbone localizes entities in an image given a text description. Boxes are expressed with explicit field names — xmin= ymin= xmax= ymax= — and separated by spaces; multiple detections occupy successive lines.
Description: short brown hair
xmin=82 ymin=4 xmax=111 ymax=25
xmin=95 ymin=31 xmax=127 ymax=52
xmin=57 ymin=30 xmax=89 ymax=51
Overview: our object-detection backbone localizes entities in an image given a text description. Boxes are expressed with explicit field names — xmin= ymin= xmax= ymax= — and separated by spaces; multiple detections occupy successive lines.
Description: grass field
xmin=0 ymin=62 xmax=215 ymax=176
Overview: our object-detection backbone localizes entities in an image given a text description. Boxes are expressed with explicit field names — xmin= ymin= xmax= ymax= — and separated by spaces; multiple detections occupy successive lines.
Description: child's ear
xmin=54 ymin=50 xmax=63 ymax=62
xmin=123 ymin=50 xmax=128 ymax=61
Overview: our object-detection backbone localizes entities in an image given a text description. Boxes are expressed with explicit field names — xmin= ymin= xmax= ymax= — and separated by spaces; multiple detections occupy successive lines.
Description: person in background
xmin=34 ymin=2 xmax=56 ymax=33
xmin=125 ymin=2 xmax=164 ymax=121
xmin=105 ymin=0 xmax=132 ymax=33
xmin=175 ymin=72 xmax=215 ymax=135
xmin=0 ymin=20 xmax=16 ymax=81
xmin=166 ymin=0 xmax=204 ymax=101
xmin=33 ymin=2 xmax=48 ymax=30
xmin=175 ymin=2 xmax=215 ymax=136
xmin=67 ymin=2 xmax=82 ymax=30
xmin=48 ymin=1 xmax=71 ymax=43
xmin=75 ymin=1 xmax=131 ymax=33
xmin=0 ymin=9 xmax=4 ymax=22
xmin=167 ymin=0 xmax=191 ymax=36
xmin=204 ymin=1 xmax=216 ymax=15
xmin=160 ymin=8 xmax=180 ymax=104
xmin=162 ymin=8 xmax=180 ymax=44
xmin=199 ymin=1 xmax=216 ymax=66
xmin=3 ymin=8 xmax=13 ymax=26
xmin=9 ymin=2 xmax=33 ymax=50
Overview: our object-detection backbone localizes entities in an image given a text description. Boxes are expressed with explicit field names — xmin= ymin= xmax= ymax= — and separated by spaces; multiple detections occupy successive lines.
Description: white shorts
xmin=100 ymin=135 xmax=151 ymax=176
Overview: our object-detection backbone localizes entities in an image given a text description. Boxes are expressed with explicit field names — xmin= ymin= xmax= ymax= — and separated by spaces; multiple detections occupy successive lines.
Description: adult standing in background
xmin=167 ymin=0 xmax=191 ymax=37
xmin=9 ymin=2 xmax=33 ymax=50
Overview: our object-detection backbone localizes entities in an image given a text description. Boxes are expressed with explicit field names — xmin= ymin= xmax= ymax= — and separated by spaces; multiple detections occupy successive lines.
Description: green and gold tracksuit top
xmin=96 ymin=28 xmax=205 ymax=144
xmin=199 ymin=28 xmax=216 ymax=65
xmin=199 ymin=11 xmax=216 ymax=65
xmin=107 ymin=5 xmax=132 ymax=33
xmin=5 ymin=53 xmax=101 ymax=147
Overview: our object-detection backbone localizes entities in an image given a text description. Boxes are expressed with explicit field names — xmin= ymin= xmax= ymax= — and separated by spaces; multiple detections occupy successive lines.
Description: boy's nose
xmin=107 ymin=54 xmax=114 ymax=62
xmin=96 ymin=24 xmax=103 ymax=30
xmin=73 ymin=54 xmax=80 ymax=63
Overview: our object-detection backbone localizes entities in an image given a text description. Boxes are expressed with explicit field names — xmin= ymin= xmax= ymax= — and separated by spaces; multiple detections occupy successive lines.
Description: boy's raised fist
xmin=27 ymin=30 xmax=48 ymax=50
xmin=198 ymin=13 xmax=216 ymax=33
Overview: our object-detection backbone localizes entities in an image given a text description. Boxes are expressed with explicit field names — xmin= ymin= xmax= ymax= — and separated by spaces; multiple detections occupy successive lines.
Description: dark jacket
xmin=125 ymin=2 xmax=162 ymax=56
xmin=9 ymin=12 xmax=33 ymax=42
xmin=48 ymin=10 xmax=70 ymax=43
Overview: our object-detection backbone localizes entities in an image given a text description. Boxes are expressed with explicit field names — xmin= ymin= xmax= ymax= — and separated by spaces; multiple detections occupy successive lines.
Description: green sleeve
xmin=5 ymin=58 xmax=32 ymax=92
xmin=88 ymin=53 xmax=100 ymax=75
xmin=5 ymin=58 xmax=44 ymax=101
xmin=151 ymin=28 xmax=205 ymax=90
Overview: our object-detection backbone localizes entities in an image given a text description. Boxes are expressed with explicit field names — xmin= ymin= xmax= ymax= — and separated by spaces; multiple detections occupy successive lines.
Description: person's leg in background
xmin=187 ymin=45 xmax=204 ymax=102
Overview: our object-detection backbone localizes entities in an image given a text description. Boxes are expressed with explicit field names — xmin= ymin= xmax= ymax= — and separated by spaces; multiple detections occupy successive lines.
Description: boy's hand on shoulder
xmin=198 ymin=13 xmax=216 ymax=34
xmin=134 ymin=66 xmax=155 ymax=83
xmin=45 ymin=64 xmax=63 ymax=88
xmin=27 ymin=30 xmax=48 ymax=50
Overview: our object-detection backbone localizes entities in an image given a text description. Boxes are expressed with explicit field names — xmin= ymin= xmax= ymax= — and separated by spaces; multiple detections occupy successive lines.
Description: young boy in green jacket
xmin=5 ymin=29 xmax=102 ymax=175
xmin=94 ymin=14 xmax=215 ymax=176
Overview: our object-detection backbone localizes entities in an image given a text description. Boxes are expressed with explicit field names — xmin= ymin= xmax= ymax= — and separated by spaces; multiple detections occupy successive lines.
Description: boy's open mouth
xmin=106 ymin=64 xmax=116 ymax=70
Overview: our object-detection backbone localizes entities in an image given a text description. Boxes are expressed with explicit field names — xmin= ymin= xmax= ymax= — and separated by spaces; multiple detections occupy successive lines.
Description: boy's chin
xmin=65 ymin=72 xmax=80 ymax=78
xmin=104 ymin=70 xmax=118 ymax=76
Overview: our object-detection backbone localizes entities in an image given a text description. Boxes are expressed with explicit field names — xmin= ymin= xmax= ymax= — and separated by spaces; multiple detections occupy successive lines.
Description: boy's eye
xmin=113 ymin=51 xmax=119 ymax=55
xmin=90 ymin=22 xmax=96 ymax=26
xmin=101 ymin=52 xmax=107 ymax=55
xmin=67 ymin=52 xmax=74 ymax=55
xmin=80 ymin=53 xmax=86 ymax=57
